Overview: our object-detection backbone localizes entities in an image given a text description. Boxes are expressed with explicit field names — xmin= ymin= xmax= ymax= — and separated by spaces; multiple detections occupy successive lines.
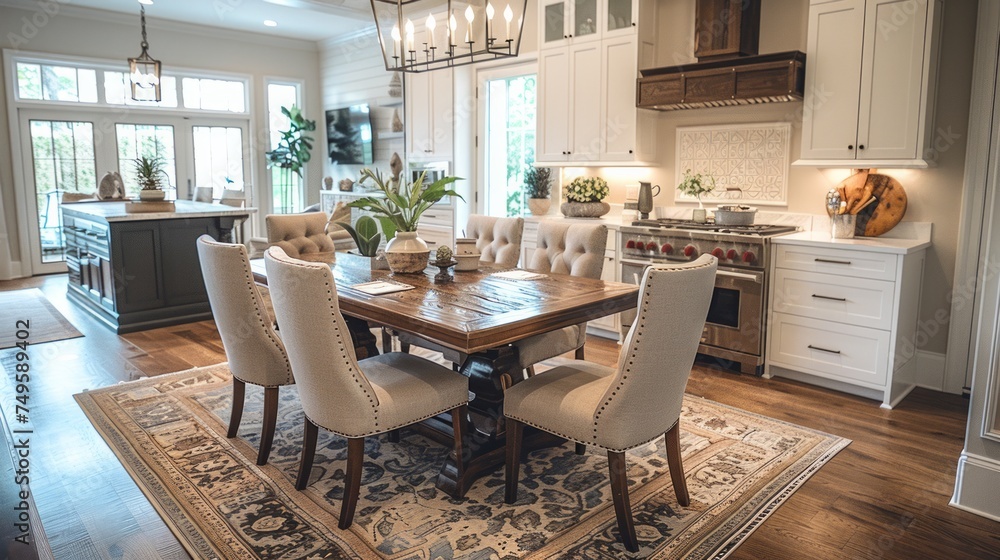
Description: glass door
xmin=478 ymin=64 xmax=537 ymax=217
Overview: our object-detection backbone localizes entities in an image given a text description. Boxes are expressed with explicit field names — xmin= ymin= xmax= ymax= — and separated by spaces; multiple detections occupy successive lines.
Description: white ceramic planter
xmin=527 ymin=198 xmax=551 ymax=216
xmin=384 ymin=231 xmax=430 ymax=273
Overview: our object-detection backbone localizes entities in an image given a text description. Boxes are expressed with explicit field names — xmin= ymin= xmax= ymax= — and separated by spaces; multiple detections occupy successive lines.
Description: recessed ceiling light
xmin=263 ymin=20 xmax=278 ymax=27
xmin=138 ymin=0 xmax=153 ymax=5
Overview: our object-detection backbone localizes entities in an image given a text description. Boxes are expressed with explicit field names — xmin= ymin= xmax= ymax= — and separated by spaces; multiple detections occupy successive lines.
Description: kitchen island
xmin=61 ymin=200 xmax=254 ymax=333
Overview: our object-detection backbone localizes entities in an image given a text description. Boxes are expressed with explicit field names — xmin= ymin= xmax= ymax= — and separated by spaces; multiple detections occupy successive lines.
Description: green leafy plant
xmin=336 ymin=215 xmax=381 ymax=257
xmin=565 ymin=176 xmax=609 ymax=203
xmin=265 ymin=105 xmax=316 ymax=212
xmin=348 ymin=168 xmax=464 ymax=241
xmin=524 ymin=165 xmax=552 ymax=199
xmin=133 ymin=156 xmax=168 ymax=191
xmin=677 ymin=168 xmax=716 ymax=207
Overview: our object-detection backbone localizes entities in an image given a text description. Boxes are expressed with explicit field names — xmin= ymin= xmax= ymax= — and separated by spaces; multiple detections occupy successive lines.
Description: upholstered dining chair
xmin=196 ymin=235 xmax=293 ymax=466
xmin=514 ymin=221 xmax=607 ymax=375
xmin=263 ymin=246 xmax=470 ymax=529
xmin=465 ymin=214 xmax=524 ymax=267
xmin=266 ymin=212 xmax=337 ymax=263
xmin=504 ymin=255 xmax=717 ymax=552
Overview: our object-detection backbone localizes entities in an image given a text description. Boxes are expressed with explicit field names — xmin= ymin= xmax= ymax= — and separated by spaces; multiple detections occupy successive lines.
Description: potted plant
xmin=347 ymin=168 xmax=463 ymax=273
xmin=134 ymin=156 xmax=168 ymax=201
xmin=336 ymin=215 xmax=389 ymax=270
xmin=561 ymin=176 xmax=610 ymax=218
xmin=265 ymin=105 xmax=316 ymax=213
xmin=524 ymin=165 xmax=552 ymax=216
xmin=677 ymin=168 xmax=716 ymax=223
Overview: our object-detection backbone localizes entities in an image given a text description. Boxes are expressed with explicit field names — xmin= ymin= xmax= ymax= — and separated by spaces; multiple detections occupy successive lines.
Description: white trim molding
xmin=952 ymin=453 xmax=1000 ymax=522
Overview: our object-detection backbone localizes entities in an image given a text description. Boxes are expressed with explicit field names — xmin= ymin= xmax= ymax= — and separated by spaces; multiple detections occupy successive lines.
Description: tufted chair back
xmin=466 ymin=214 xmax=524 ymax=268
xmin=266 ymin=212 xmax=337 ymax=263
xmin=264 ymin=246 xmax=384 ymax=438
xmin=600 ymin=255 xmax=716 ymax=450
xmin=528 ymin=222 xmax=607 ymax=279
xmin=196 ymin=235 xmax=292 ymax=388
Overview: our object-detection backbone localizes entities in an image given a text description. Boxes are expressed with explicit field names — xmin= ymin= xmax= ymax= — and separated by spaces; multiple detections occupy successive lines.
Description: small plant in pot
xmin=347 ymin=168 xmax=463 ymax=274
xmin=336 ymin=215 xmax=389 ymax=270
xmin=561 ymin=176 xmax=610 ymax=218
xmin=677 ymin=168 xmax=716 ymax=222
xmin=134 ymin=156 xmax=168 ymax=201
xmin=524 ymin=165 xmax=552 ymax=216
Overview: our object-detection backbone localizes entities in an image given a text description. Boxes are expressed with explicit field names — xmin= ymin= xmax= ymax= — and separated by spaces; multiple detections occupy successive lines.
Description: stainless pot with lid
xmin=714 ymin=205 xmax=757 ymax=226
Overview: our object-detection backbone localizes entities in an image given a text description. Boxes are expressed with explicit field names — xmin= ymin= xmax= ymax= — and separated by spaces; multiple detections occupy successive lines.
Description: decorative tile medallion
xmin=676 ymin=123 xmax=791 ymax=205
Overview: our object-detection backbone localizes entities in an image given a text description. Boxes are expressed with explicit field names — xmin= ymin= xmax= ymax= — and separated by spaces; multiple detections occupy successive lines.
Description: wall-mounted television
xmin=326 ymin=104 xmax=374 ymax=165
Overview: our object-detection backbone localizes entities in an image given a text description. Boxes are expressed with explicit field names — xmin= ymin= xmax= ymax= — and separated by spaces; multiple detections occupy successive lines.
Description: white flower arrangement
xmin=677 ymin=169 xmax=716 ymax=207
xmin=565 ymin=176 xmax=609 ymax=203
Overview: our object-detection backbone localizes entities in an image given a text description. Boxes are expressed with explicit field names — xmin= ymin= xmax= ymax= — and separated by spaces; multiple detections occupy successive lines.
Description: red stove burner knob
xmin=661 ymin=243 xmax=673 ymax=254
xmin=646 ymin=241 xmax=660 ymax=252
xmin=625 ymin=239 xmax=636 ymax=249
xmin=726 ymin=249 xmax=739 ymax=261
xmin=683 ymin=245 xmax=697 ymax=257
xmin=742 ymin=251 xmax=756 ymax=264
xmin=711 ymin=248 xmax=726 ymax=259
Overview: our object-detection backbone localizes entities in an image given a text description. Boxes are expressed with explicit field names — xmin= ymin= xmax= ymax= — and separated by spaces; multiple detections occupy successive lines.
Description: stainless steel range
xmin=619 ymin=218 xmax=798 ymax=375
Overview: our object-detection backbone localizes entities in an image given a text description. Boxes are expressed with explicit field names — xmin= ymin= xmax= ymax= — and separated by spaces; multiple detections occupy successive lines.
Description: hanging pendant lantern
xmin=128 ymin=5 xmax=161 ymax=101
xmin=370 ymin=0 xmax=527 ymax=73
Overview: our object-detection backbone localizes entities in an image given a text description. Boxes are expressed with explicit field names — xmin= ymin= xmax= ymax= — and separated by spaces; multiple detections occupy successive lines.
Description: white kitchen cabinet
xmin=539 ymin=0 xmax=630 ymax=50
xmin=536 ymin=15 xmax=656 ymax=167
xmin=406 ymin=68 xmax=453 ymax=160
xmin=416 ymin=206 xmax=455 ymax=252
xmin=765 ymin=233 xmax=929 ymax=409
xmin=798 ymin=0 xmax=942 ymax=167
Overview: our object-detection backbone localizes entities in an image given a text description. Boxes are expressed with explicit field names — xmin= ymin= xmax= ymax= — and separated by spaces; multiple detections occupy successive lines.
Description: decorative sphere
xmin=435 ymin=245 xmax=453 ymax=262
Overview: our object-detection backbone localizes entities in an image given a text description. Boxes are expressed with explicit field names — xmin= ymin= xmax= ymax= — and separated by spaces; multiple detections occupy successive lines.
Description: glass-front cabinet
xmin=539 ymin=0 xmax=635 ymax=50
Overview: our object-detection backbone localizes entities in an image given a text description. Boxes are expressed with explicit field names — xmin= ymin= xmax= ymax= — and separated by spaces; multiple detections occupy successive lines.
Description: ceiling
xmin=18 ymin=0 xmax=375 ymax=42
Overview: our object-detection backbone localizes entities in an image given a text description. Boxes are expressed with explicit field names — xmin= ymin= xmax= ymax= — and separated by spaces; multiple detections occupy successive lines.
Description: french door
xmin=18 ymin=108 xmax=249 ymax=274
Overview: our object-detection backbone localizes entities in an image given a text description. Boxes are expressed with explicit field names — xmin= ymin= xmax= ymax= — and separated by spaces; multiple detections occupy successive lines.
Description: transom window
xmin=17 ymin=63 xmax=97 ymax=103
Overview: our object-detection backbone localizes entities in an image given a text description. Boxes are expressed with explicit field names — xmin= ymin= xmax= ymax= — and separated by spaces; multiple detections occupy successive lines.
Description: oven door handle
xmin=715 ymin=269 xmax=763 ymax=283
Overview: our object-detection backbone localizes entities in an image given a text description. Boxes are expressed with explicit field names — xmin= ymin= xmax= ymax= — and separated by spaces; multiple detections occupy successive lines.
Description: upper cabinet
xmin=406 ymin=69 xmax=454 ymax=161
xmin=798 ymin=0 xmax=943 ymax=168
xmin=536 ymin=0 xmax=655 ymax=166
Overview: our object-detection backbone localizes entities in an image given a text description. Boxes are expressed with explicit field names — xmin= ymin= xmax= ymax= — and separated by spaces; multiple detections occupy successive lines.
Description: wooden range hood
xmin=637 ymin=0 xmax=805 ymax=111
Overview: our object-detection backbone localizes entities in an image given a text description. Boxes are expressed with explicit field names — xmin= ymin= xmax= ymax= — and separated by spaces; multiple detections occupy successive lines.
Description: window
xmin=116 ymin=124 xmax=177 ymax=199
xmin=28 ymin=120 xmax=96 ymax=262
xmin=483 ymin=72 xmax=537 ymax=216
xmin=17 ymin=63 xmax=97 ymax=103
xmin=104 ymin=71 xmax=178 ymax=107
xmin=183 ymin=78 xmax=246 ymax=112
xmin=193 ymin=126 xmax=245 ymax=198
xmin=267 ymin=82 xmax=302 ymax=214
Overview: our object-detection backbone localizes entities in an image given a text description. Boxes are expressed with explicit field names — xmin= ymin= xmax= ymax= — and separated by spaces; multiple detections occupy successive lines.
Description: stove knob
xmin=661 ymin=243 xmax=673 ymax=255
xmin=684 ymin=245 xmax=697 ymax=258
xmin=625 ymin=239 xmax=636 ymax=249
xmin=742 ymin=251 xmax=756 ymax=264
xmin=711 ymin=248 xmax=726 ymax=260
xmin=726 ymin=249 xmax=739 ymax=261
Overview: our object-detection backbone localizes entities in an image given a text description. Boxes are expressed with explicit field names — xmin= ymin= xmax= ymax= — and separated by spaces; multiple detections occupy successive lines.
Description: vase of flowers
xmin=524 ymin=165 xmax=552 ymax=216
xmin=677 ymin=168 xmax=716 ymax=223
xmin=348 ymin=168 xmax=463 ymax=274
xmin=561 ymin=176 xmax=610 ymax=218
xmin=134 ymin=156 xmax=168 ymax=201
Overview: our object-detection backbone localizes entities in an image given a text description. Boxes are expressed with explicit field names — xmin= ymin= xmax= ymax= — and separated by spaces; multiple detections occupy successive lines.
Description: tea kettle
xmin=638 ymin=181 xmax=661 ymax=219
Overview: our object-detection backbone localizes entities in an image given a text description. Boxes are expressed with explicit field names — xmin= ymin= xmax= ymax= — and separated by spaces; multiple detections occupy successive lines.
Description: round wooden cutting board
xmin=833 ymin=170 xmax=907 ymax=237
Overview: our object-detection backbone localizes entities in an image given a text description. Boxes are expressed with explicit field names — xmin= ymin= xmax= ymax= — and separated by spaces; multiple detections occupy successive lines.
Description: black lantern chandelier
xmin=128 ymin=5 xmax=162 ymax=101
xmin=370 ymin=0 xmax=527 ymax=73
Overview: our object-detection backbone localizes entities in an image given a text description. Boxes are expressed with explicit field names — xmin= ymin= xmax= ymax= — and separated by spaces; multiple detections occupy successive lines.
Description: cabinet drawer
xmin=416 ymin=224 xmax=452 ymax=249
xmin=772 ymin=268 xmax=895 ymax=329
xmin=419 ymin=208 xmax=454 ymax=228
xmin=775 ymin=244 xmax=898 ymax=281
xmin=768 ymin=313 xmax=889 ymax=387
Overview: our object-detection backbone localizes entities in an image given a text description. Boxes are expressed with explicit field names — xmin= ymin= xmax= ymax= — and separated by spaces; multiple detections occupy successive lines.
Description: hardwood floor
xmin=1 ymin=274 xmax=998 ymax=559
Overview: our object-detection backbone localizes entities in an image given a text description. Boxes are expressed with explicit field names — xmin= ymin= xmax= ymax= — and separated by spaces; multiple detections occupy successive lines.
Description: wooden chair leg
xmin=257 ymin=387 xmax=279 ymax=465
xmin=451 ymin=404 xmax=468 ymax=479
xmin=339 ymin=437 xmax=366 ymax=529
xmin=664 ymin=422 xmax=690 ymax=507
xmin=387 ymin=429 xmax=401 ymax=443
xmin=525 ymin=365 xmax=536 ymax=378
xmin=607 ymin=450 xmax=639 ymax=552
xmin=227 ymin=378 xmax=246 ymax=438
xmin=575 ymin=442 xmax=587 ymax=455
xmin=575 ymin=345 xmax=586 ymax=360
xmin=381 ymin=328 xmax=393 ymax=353
xmin=400 ymin=341 xmax=411 ymax=353
xmin=504 ymin=418 xmax=524 ymax=504
xmin=295 ymin=418 xmax=319 ymax=491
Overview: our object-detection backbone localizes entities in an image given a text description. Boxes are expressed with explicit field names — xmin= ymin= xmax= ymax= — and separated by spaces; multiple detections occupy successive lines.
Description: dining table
xmin=250 ymin=252 xmax=639 ymax=498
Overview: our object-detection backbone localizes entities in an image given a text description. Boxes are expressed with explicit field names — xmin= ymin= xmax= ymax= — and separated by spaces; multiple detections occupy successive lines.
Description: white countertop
xmin=62 ymin=200 xmax=256 ymax=222
xmin=773 ymin=222 xmax=932 ymax=254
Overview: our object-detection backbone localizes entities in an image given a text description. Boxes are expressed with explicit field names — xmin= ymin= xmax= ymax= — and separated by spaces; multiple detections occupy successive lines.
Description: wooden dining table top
xmin=250 ymin=252 xmax=638 ymax=354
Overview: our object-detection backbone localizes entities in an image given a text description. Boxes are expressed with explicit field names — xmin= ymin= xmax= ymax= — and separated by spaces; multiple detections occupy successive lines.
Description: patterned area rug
xmin=0 ymin=288 xmax=82 ymax=350
xmin=74 ymin=363 xmax=849 ymax=559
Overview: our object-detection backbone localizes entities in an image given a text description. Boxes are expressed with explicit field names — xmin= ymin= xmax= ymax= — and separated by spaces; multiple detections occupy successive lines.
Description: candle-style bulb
xmin=504 ymin=5 xmax=513 ymax=22
xmin=405 ymin=19 xmax=415 ymax=37
xmin=391 ymin=24 xmax=401 ymax=41
xmin=486 ymin=3 xmax=495 ymax=20
xmin=465 ymin=5 xmax=474 ymax=23
xmin=426 ymin=14 xmax=436 ymax=31
xmin=450 ymin=12 xmax=457 ymax=31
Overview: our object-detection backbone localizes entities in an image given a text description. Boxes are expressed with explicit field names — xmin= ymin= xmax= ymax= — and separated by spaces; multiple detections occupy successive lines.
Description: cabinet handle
xmin=569 ymin=34 xmax=573 ymax=37
xmin=807 ymin=344 xmax=841 ymax=355
xmin=426 ymin=240 xmax=437 ymax=245
xmin=811 ymin=294 xmax=847 ymax=302
xmin=848 ymin=145 xmax=854 ymax=150
xmin=631 ymin=22 xmax=636 ymax=26
xmin=814 ymin=258 xmax=852 ymax=265
xmin=628 ymin=149 xmax=633 ymax=154
xmin=858 ymin=144 xmax=865 ymax=150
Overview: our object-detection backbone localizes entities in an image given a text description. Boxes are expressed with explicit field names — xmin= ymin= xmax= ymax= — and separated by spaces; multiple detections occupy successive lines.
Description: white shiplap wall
xmin=319 ymin=29 xmax=404 ymax=185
